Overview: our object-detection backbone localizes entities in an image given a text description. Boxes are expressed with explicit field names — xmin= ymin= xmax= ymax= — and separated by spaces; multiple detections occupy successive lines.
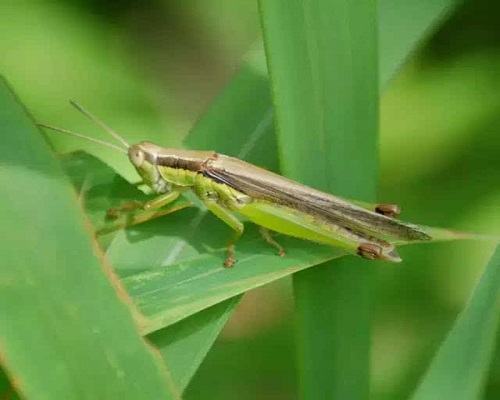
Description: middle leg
xmin=202 ymin=199 xmax=244 ymax=268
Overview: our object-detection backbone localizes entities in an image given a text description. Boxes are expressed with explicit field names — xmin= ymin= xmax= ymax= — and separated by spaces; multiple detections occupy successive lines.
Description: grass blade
xmin=258 ymin=1 xmax=378 ymax=398
xmin=123 ymin=236 xmax=345 ymax=333
xmin=412 ymin=245 xmax=500 ymax=400
xmin=0 ymin=78 xmax=179 ymax=399
xmin=149 ymin=298 xmax=240 ymax=391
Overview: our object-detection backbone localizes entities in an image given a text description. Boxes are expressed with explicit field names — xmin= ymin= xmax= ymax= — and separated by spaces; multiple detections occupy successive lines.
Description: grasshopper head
xmin=128 ymin=144 xmax=147 ymax=168
xmin=128 ymin=141 xmax=165 ymax=167
xmin=128 ymin=141 xmax=164 ymax=187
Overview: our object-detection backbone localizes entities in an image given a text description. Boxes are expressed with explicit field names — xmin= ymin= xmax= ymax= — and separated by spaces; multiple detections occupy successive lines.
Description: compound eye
xmin=129 ymin=147 xmax=145 ymax=167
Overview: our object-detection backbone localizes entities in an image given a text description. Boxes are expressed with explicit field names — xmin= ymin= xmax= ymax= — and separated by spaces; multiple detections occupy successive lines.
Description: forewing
xmin=204 ymin=155 xmax=430 ymax=242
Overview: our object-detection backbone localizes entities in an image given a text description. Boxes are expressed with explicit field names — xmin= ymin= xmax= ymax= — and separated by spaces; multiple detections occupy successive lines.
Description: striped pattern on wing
xmin=204 ymin=155 xmax=431 ymax=242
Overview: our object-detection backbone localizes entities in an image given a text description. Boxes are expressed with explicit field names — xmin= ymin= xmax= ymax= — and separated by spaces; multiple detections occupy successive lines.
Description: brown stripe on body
xmin=153 ymin=150 xmax=218 ymax=172
xmin=156 ymin=155 xmax=203 ymax=172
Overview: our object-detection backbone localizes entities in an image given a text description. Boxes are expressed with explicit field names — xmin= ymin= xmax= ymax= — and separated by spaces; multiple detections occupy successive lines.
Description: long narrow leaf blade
xmin=258 ymin=1 xmax=378 ymax=399
xmin=412 ymin=245 xmax=500 ymax=400
xmin=123 ymin=237 xmax=345 ymax=334
xmin=148 ymin=298 xmax=240 ymax=391
xmin=0 ymin=78 xmax=179 ymax=400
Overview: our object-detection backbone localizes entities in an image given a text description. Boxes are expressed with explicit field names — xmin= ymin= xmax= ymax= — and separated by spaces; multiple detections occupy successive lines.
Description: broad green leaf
xmin=0 ymin=78 xmax=179 ymax=399
xmin=258 ymin=2 xmax=378 ymax=400
xmin=412 ymin=245 xmax=500 ymax=400
xmin=148 ymin=298 xmax=240 ymax=391
xmin=123 ymin=235 xmax=345 ymax=334
xmin=61 ymin=152 xmax=245 ymax=393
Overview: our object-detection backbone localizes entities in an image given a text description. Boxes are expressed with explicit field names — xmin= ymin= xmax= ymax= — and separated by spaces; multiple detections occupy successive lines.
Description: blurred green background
xmin=1 ymin=0 xmax=499 ymax=398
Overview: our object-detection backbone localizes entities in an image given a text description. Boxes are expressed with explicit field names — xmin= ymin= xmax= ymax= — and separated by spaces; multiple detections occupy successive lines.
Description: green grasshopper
xmin=39 ymin=101 xmax=431 ymax=267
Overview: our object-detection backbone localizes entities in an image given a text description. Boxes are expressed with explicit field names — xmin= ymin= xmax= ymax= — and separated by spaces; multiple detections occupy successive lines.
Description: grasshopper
xmin=39 ymin=101 xmax=431 ymax=267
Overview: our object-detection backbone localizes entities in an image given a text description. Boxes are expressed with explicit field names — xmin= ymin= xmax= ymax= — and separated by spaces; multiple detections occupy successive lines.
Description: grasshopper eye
xmin=128 ymin=146 xmax=145 ymax=167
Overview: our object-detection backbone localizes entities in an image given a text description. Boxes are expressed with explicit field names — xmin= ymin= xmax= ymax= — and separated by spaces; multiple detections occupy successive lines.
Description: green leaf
xmin=60 ymin=152 xmax=245 ymax=393
xmin=259 ymin=1 xmax=379 ymax=193
xmin=0 ymin=78 xmax=179 ymax=399
xmin=59 ymin=152 xmax=347 ymax=394
xmin=258 ymin=2 xmax=378 ymax=399
xmin=412 ymin=245 xmax=500 ymax=400
xmin=148 ymin=298 xmax=240 ymax=391
xmin=123 ymin=234 xmax=344 ymax=334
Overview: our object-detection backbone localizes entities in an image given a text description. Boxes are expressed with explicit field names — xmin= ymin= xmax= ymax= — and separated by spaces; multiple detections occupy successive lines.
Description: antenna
xmin=37 ymin=123 xmax=127 ymax=154
xmin=69 ymin=100 xmax=130 ymax=148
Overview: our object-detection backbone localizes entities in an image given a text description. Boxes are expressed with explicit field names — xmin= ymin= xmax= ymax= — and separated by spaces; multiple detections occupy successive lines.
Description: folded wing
xmin=204 ymin=155 xmax=431 ymax=242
